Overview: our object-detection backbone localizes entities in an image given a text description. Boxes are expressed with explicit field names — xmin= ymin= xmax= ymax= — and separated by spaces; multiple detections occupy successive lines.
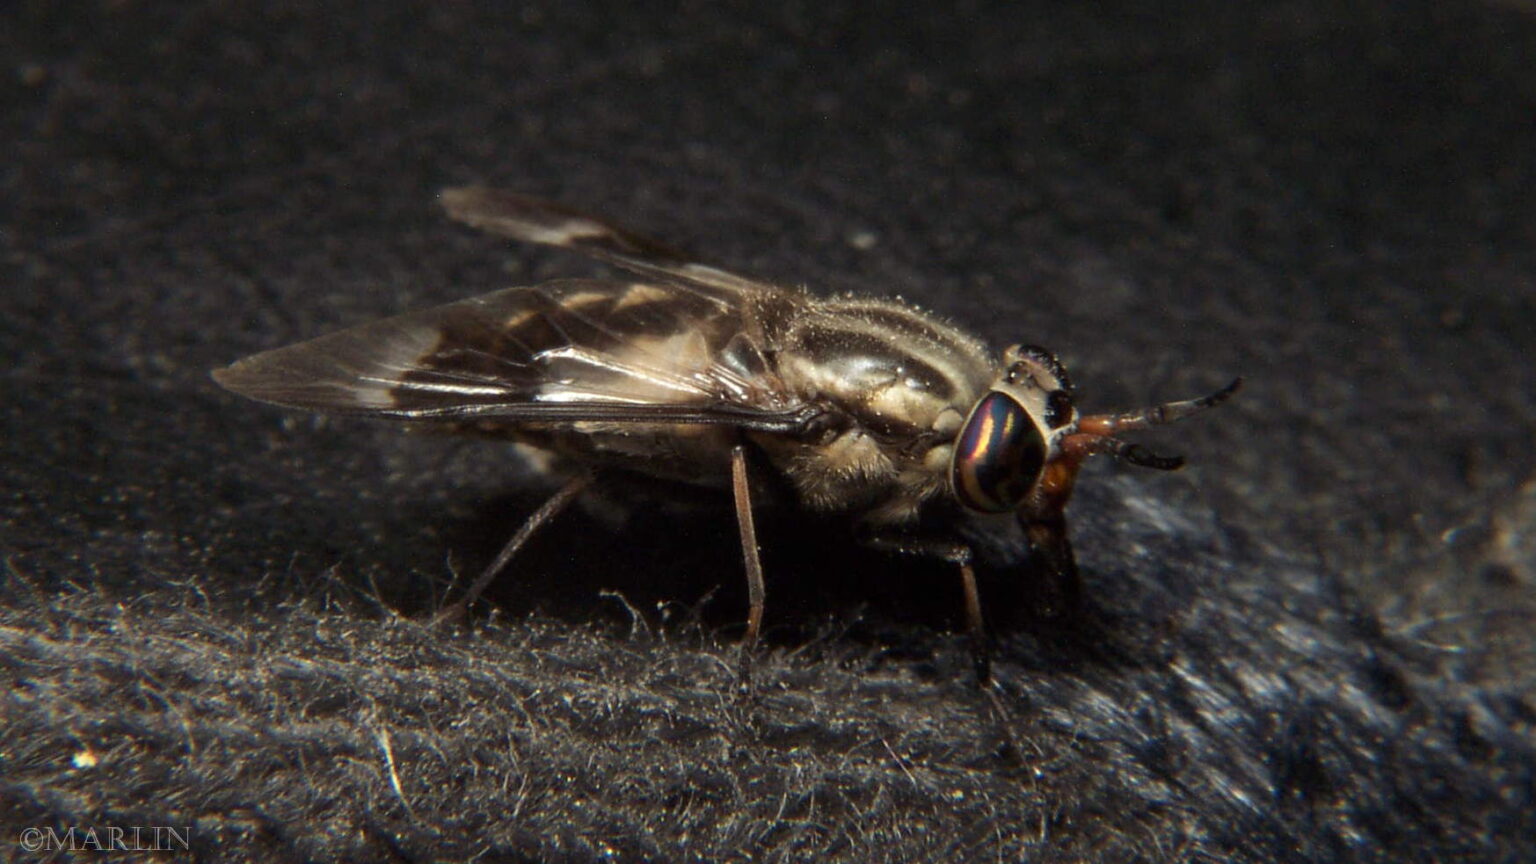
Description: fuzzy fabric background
xmin=3 ymin=1 xmax=1533 ymax=861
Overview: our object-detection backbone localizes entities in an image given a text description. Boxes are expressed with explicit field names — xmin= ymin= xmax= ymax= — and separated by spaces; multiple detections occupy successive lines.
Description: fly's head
xmin=949 ymin=343 xmax=1241 ymax=589
xmin=949 ymin=344 xmax=1078 ymax=515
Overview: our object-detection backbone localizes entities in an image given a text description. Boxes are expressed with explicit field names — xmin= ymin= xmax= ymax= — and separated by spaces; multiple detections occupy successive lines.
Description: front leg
xmin=859 ymin=533 xmax=991 ymax=686
xmin=1017 ymin=510 xmax=1084 ymax=620
xmin=1018 ymin=455 xmax=1089 ymax=621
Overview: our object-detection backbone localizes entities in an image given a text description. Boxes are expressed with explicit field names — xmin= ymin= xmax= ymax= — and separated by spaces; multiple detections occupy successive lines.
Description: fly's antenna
xmin=1076 ymin=377 xmax=1242 ymax=437
xmin=1058 ymin=377 xmax=1242 ymax=470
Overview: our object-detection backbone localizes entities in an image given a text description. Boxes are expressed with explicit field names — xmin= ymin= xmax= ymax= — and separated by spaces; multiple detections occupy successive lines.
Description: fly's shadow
xmin=419 ymin=475 xmax=1152 ymax=674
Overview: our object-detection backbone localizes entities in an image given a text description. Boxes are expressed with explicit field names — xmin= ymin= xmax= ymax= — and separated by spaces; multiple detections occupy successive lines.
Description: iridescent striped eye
xmin=951 ymin=391 xmax=1047 ymax=512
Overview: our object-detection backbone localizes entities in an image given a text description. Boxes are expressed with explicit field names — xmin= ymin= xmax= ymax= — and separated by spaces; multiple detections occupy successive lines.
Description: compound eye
xmin=951 ymin=391 xmax=1047 ymax=512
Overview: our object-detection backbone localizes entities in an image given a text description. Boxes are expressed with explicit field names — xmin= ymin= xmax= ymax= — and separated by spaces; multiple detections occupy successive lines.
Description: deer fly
xmin=214 ymin=188 xmax=1240 ymax=682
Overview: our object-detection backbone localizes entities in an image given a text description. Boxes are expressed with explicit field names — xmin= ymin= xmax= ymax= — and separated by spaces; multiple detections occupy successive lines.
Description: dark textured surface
xmin=3 ymin=1 xmax=1534 ymax=861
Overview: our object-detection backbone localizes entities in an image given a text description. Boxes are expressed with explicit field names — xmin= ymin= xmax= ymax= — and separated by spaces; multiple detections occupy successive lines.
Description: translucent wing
xmin=214 ymin=277 xmax=815 ymax=431
xmin=438 ymin=186 xmax=771 ymax=299
xmin=216 ymin=190 xmax=821 ymax=431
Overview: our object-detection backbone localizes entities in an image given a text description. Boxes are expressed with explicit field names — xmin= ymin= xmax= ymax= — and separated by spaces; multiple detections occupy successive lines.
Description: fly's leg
xmin=861 ymin=534 xmax=1027 ymax=758
xmin=1018 ymin=451 xmax=1087 ymax=620
xmin=432 ymin=473 xmax=590 ymax=626
xmin=731 ymin=444 xmax=766 ymax=651
xmin=859 ymin=534 xmax=990 ymax=686
xmin=1017 ymin=510 xmax=1083 ymax=620
xmin=729 ymin=444 xmax=769 ymax=693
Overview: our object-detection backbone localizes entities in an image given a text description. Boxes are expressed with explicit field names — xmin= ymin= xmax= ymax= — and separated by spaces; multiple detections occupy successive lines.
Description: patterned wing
xmin=213 ymin=277 xmax=814 ymax=431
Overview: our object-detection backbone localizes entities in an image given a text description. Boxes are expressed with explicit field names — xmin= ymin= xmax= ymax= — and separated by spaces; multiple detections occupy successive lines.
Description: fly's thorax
xmin=753 ymin=296 xmax=994 ymax=517
xmin=775 ymin=296 xmax=994 ymax=438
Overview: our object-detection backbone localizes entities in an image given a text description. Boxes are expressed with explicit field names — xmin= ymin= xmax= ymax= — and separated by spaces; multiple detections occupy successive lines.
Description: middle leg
xmin=859 ymin=533 xmax=990 ymax=685
xmin=731 ymin=444 xmax=766 ymax=651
